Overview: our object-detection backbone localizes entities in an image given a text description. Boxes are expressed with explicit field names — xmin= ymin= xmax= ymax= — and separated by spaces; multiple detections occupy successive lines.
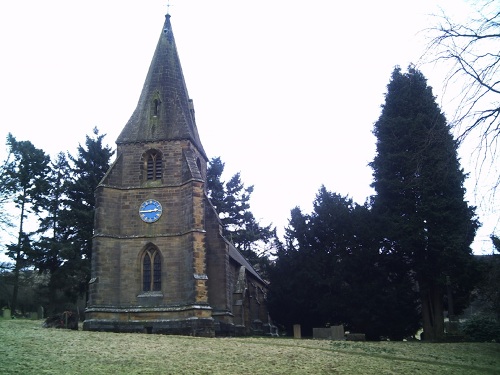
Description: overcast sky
xmin=0 ymin=0 xmax=497 ymax=255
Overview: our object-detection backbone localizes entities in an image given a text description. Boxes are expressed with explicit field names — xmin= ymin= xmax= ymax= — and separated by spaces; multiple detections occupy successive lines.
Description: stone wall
xmin=85 ymin=137 xmax=271 ymax=336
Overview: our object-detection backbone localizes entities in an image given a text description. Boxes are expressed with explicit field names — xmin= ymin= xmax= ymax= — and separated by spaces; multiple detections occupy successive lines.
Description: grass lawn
xmin=0 ymin=319 xmax=499 ymax=374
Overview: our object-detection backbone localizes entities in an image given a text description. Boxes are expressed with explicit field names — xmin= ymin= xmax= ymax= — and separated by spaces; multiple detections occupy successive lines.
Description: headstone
xmin=313 ymin=328 xmax=331 ymax=339
xmin=37 ymin=306 xmax=44 ymax=320
xmin=313 ymin=325 xmax=345 ymax=340
xmin=293 ymin=324 xmax=301 ymax=339
xmin=346 ymin=333 xmax=366 ymax=341
xmin=331 ymin=325 xmax=345 ymax=340
xmin=446 ymin=316 xmax=460 ymax=335
xmin=2 ymin=309 xmax=11 ymax=319
xmin=29 ymin=312 xmax=38 ymax=320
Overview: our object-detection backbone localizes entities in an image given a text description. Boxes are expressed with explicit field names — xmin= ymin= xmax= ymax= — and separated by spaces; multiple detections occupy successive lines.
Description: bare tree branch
xmin=423 ymin=1 xmax=500 ymax=193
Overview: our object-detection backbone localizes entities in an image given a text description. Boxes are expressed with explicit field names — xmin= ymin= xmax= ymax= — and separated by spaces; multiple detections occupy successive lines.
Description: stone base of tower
xmin=83 ymin=305 xmax=215 ymax=337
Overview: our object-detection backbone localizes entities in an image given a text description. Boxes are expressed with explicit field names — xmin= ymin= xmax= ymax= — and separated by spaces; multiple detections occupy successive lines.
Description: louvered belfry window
xmin=147 ymin=151 xmax=162 ymax=180
xmin=142 ymin=247 xmax=161 ymax=292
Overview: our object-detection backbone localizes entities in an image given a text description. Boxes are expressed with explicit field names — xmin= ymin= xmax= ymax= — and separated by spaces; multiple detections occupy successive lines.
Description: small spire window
xmin=153 ymin=99 xmax=160 ymax=117
xmin=196 ymin=158 xmax=202 ymax=175
xmin=150 ymin=92 xmax=162 ymax=119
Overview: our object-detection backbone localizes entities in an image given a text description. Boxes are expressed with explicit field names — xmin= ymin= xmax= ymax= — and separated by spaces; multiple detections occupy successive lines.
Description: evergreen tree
xmin=64 ymin=128 xmax=113 ymax=300
xmin=475 ymin=236 xmax=500 ymax=318
xmin=266 ymin=207 xmax=312 ymax=334
xmin=3 ymin=134 xmax=51 ymax=312
xmin=370 ymin=66 xmax=479 ymax=340
xmin=31 ymin=152 xmax=74 ymax=313
xmin=268 ymin=187 xmax=420 ymax=339
xmin=207 ymin=157 xmax=274 ymax=273
xmin=0 ymin=155 xmax=14 ymax=232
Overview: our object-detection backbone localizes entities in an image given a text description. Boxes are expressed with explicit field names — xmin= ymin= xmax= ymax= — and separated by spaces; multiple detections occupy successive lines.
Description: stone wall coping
xmin=93 ymin=228 xmax=206 ymax=239
xmin=137 ymin=291 xmax=164 ymax=298
xmin=98 ymin=177 xmax=203 ymax=191
xmin=85 ymin=304 xmax=213 ymax=313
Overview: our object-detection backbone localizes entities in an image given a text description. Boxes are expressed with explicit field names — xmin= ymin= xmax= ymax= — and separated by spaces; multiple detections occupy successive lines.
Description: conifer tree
xmin=31 ymin=152 xmax=73 ymax=312
xmin=268 ymin=187 xmax=420 ymax=339
xmin=3 ymin=134 xmax=51 ymax=312
xmin=0 ymin=156 xmax=14 ymax=232
xmin=207 ymin=157 xmax=274 ymax=273
xmin=370 ymin=66 xmax=479 ymax=340
xmin=64 ymin=128 xmax=113 ymax=299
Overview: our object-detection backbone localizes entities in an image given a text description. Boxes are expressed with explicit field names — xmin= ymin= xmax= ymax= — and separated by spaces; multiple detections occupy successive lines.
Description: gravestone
xmin=313 ymin=325 xmax=345 ymax=340
xmin=37 ymin=306 xmax=44 ymax=320
xmin=293 ymin=324 xmax=301 ymax=339
xmin=313 ymin=328 xmax=331 ymax=339
xmin=2 ymin=309 xmax=10 ymax=319
xmin=331 ymin=325 xmax=345 ymax=340
xmin=346 ymin=333 xmax=366 ymax=341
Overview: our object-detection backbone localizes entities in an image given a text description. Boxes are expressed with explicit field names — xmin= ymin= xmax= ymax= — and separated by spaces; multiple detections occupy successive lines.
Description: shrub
xmin=461 ymin=315 xmax=500 ymax=342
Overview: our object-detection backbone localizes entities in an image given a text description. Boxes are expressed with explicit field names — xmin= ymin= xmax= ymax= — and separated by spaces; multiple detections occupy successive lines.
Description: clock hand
xmin=139 ymin=208 xmax=160 ymax=213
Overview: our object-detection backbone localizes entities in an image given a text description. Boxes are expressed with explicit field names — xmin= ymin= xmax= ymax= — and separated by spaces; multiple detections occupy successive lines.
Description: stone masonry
xmin=83 ymin=13 xmax=272 ymax=336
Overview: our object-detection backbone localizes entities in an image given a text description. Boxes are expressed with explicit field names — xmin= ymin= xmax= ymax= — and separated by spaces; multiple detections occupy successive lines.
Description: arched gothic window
xmin=142 ymin=246 xmax=161 ymax=292
xmin=146 ymin=151 xmax=162 ymax=181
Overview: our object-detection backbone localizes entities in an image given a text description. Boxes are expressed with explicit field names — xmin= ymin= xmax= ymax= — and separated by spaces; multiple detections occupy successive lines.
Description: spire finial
xmin=166 ymin=0 xmax=172 ymax=15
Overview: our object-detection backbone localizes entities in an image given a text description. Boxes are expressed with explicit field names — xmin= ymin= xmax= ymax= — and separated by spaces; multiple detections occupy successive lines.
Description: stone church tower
xmin=83 ymin=14 xmax=272 ymax=336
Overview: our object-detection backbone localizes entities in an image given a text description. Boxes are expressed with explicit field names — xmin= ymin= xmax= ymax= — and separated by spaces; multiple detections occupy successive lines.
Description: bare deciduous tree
xmin=424 ymin=0 xmax=499 ymax=189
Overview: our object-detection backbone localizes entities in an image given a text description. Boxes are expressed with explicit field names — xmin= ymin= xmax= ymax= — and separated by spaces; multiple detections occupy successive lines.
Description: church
xmin=83 ymin=13 xmax=272 ymax=336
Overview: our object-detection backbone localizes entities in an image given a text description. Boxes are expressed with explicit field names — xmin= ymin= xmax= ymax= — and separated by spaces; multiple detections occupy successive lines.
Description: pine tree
xmin=31 ymin=152 xmax=73 ymax=312
xmin=3 ymin=134 xmax=51 ymax=312
xmin=64 ymin=128 xmax=113 ymax=300
xmin=0 ymin=154 xmax=14 ymax=232
xmin=370 ymin=66 xmax=479 ymax=340
xmin=206 ymin=157 xmax=274 ymax=273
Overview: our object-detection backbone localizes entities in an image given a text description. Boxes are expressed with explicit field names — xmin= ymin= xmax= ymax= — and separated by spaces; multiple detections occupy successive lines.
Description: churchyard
xmin=1 ymin=318 xmax=498 ymax=374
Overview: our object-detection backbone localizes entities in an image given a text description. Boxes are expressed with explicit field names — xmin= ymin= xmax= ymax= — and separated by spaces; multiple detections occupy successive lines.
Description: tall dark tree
xmin=0 ymin=155 xmax=15 ymax=233
xmin=64 ymin=128 xmax=113 ymax=300
xmin=370 ymin=66 xmax=479 ymax=340
xmin=3 ymin=134 xmax=51 ymax=312
xmin=207 ymin=157 xmax=274 ymax=273
xmin=0 ymin=262 xmax=13 ymax=308
xmin=268 ymin=187 xmax=420 ymax=339
xmin=267 ymin=205 xmax=320 ymax=335
xmin=474 ymin=236 xmax=500 ymax=319
xmin=31 ymin=152 xmax=73 ymax=313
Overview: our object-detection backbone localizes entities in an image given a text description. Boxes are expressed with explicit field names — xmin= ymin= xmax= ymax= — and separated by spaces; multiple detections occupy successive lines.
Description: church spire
xmin=117 ymin=14 xmax=206 ymax=159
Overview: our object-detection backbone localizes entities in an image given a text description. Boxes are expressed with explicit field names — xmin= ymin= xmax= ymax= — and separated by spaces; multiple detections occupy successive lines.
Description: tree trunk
xmin=421 ymin=283 xmax=444 ymax=341
xmin=11 ymin=251 xmax=20 ymax=313
xmin=11 ymin=199 xmax=26 ymax=313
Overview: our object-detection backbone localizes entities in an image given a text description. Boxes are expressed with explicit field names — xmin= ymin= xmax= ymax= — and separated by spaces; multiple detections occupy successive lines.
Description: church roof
xmin=226 ymin=239 xmax=266 ymax=284
xmin=117 ymin=15 xmax=206 ymax=159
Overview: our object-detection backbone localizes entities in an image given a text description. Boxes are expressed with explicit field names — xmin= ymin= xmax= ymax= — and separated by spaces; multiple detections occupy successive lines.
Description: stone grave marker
xmin=293 ymin=324 xmax=301 ymax=339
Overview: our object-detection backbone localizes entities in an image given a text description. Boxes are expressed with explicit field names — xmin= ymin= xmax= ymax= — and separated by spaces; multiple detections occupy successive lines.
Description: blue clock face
xmin=139 ymin=199 xmax=162 ymax=223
